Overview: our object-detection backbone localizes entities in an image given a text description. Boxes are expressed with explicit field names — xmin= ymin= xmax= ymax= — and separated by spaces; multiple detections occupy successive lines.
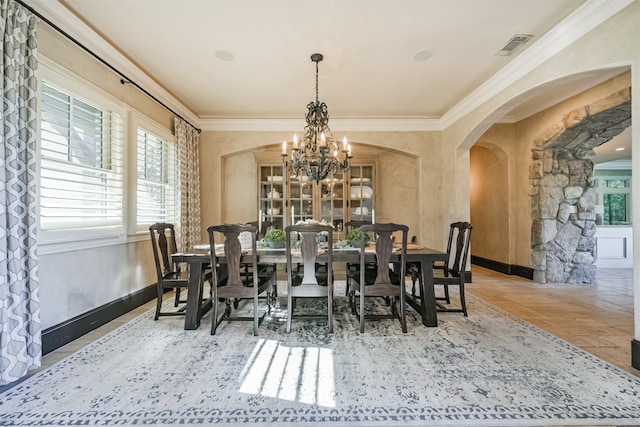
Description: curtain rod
xmin=16 ymin=0 xmax=202 ymax=134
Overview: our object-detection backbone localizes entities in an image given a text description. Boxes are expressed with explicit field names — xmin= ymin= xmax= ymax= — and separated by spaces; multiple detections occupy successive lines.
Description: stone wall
xmin=530 ymin=89 xmax=631 ymax=283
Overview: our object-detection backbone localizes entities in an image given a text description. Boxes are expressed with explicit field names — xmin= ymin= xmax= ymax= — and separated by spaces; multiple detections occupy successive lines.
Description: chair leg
xmin=253 ymin=293 xmax=259 ymax=336
xmin=211 ymin=289 xmax=219 ymax=335
xmin=174 ymin=288 xmax=181 ymax=307
xmin=328 ymin=286 xmax=334 ymax=334
xmin=399 ymin=289 xmax=407 ymax=333
xmin=444 ymin=284 xmax=451 ymax=304
xmin=154 ymin=286 xmax=163 ymax=321
xmin=460 ymin=283 xmax=468 ymax=317
xmin=359 ymin=290 xmax=365 ymax=333
xmin=286 ymin=292 xmax=293 ymax=333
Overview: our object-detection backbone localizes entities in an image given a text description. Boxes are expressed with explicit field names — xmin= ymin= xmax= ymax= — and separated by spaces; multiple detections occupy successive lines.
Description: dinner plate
xmin=193 ymin=243 xmax=225 ymax=251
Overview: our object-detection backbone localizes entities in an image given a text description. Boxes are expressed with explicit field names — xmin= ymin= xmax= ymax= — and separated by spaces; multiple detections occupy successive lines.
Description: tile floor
xmin=36 ymin=265 xmax=639 ymax=377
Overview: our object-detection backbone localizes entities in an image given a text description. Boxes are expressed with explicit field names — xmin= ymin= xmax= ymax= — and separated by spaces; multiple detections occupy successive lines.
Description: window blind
xmin=136 ymin=128 xmax=177 ymax=225
xmin=40 ymin=83 xmax=124 ymax=231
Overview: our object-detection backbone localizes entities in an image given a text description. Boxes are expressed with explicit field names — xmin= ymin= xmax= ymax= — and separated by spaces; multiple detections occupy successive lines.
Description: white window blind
xmin=136 ymin=128 xmax=177 ymax=226
xmin=39 ymin=83 xmax=124 ymax=234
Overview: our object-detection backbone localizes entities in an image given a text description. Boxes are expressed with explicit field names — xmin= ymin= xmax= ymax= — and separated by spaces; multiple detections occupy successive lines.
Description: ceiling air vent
xmin=495 ymin=34 xmax=533 ymax=56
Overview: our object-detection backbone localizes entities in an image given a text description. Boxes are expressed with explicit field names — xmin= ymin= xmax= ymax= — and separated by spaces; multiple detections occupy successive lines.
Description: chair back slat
xmin=149 ymin=222 xmax=178 ymax=279
xmin=448 ymin=222 xmax=473 ymax=277
xmin=285 ymin=224 xmax=334 ymax=286
xmin=360 ymin=223 xmax=409 ymax=287
xmin=208 ymin=224 xmax=258 ymax=290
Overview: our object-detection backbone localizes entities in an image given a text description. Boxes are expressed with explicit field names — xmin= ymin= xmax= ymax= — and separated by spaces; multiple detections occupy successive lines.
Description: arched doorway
xmin=530 ymin=90 xmax=631 ymax=283
xmin=470 ymin=142 xmax=511 ymax=268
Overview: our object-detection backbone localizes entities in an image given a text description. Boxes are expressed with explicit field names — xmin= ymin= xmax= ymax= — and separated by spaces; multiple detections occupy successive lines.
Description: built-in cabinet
xmin=348 ymin=164 xmax=375 ymax=224
xmin=258 ymin=164 xmax=286 ymax=230
xmin=257 ymin=159 xmax=376 ymax=233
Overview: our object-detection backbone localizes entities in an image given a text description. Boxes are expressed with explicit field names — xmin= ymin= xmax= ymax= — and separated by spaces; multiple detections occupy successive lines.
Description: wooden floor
xmin=468 ymin=265 xmax=637 ymax=375
xmin=38 ymin=265 xmax=639 ymax=377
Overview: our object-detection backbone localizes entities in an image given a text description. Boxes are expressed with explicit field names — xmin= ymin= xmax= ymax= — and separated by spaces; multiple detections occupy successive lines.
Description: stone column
xmin=531 ymin=148 xmax=596 ymax=283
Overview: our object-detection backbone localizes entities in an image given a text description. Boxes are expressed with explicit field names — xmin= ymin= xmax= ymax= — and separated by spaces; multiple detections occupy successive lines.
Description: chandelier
xmin=282 ymin=53 xmax=351 ymax=184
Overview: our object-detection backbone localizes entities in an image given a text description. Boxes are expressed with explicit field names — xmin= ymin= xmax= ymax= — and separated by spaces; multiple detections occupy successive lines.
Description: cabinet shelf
xmin=258 ymin=162 xmax=375 ymax=230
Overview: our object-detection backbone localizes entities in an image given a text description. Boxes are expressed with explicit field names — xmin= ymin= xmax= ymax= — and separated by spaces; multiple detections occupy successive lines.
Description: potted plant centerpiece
xmin=347 ymin=227 xmax=369 ymax=248
xmin=263 ymin=228 xmax=286 ymax=249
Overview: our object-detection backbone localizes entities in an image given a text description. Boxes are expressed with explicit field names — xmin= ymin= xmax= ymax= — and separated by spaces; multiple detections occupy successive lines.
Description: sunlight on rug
xmin=1 ymin=283 xmax=640 ymax=426
xmin=239 ymin=339 xmax=336 ymax=407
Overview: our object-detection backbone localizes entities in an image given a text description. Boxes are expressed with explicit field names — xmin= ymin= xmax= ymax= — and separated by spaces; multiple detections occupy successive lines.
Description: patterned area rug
xmin=1 ymin=285 xmax=640 ymax=427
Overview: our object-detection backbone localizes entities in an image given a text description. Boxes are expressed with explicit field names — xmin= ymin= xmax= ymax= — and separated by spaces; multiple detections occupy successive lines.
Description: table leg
xmin=420 ymin=258 xmax=438 ymax=327
xmin=185 ymin=261 xmax=204 ymax=330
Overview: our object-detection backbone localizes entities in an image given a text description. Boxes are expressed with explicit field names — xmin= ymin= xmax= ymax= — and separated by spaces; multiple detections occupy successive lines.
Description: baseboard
xmin=632 ymin=339 xmax=640 ymax=370
xmin=42 ymin=284 xmax=158 ymax=355
xmin=471 ymin=255 xmax=534 ymax=280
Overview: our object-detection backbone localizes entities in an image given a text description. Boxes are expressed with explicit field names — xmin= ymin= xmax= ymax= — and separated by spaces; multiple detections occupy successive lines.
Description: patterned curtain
xmin=175 ymin=118 xmax=202 ymax=251
xmin=0 ymin=0 xmax=41 ymax=385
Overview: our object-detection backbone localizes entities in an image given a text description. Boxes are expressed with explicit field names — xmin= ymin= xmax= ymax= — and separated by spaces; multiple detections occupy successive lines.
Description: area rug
xmin=1 ymin=285 xmax=640 ymax=427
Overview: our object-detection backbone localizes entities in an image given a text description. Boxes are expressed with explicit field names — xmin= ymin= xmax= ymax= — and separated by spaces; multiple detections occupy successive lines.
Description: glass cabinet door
xmin=288 ymin=175 xmax=315 ymax=224
xmin=258 ymin=164 xmax=285 ymax=230
xmin=257 ymin=161 xmax=373 ymax=232
xmin=319 ymin=171 xmax=345 ymax=232
xmin=349 ymin=165 xmax=374 ymax=223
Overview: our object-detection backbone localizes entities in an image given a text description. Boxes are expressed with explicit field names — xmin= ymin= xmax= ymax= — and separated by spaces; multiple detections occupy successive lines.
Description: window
xmin=136 ymin=126 xmax=177 ymax=227
xmin=593 ymin=170 xmax=632 ymax=226
xmin=603 ymin=193 xmax=628 ymax=225
xmin=39 ymin=82 xmax=124 ymax=239
xmin=604 ymin=179 xmax=627 ymax=188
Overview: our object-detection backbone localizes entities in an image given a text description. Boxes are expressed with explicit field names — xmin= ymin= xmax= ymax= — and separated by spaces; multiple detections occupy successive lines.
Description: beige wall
xmin=470 ymin=133 xmax=512 ymax=264
xmin=199 ymin=131 xmax=441 ymax=247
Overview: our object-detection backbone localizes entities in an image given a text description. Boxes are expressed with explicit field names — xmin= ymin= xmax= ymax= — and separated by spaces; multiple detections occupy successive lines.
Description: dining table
xmin=172 ymin=245 xmax=448 ymax=330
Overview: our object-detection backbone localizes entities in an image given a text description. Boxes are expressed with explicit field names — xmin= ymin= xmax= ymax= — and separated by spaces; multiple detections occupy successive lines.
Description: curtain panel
xmin=0 ymin=0 xmax=41 ymax=385
xmin=175 ymin=118 xmax=202 ymax=251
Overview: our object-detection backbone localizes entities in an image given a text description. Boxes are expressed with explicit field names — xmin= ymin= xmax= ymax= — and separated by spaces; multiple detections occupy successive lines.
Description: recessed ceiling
xmin=50 ymin=0 xmax=599 ymax=120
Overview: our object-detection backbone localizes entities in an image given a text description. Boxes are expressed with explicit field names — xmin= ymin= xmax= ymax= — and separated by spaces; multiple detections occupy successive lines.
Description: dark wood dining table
xmin=172 ymin=246 xmax=448 ymax=330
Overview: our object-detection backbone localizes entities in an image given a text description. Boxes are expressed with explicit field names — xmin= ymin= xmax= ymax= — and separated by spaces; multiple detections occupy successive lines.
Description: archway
xmin=470 ymin=142 xmax=511 ymax=268
xmin=530 ymin=89 xmax=631 ymax=283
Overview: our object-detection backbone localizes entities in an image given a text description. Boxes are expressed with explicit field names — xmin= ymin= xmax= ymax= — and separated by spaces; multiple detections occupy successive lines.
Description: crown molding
xmin=200 ymin=117 xmax=443 ymax=132
xmin=31 ymin=0 xmax=201 ymax=128
xmin=440 ymin=0 xmax=634 ymax=129
xmin=31 ymin=0 xmax=632 ymax=134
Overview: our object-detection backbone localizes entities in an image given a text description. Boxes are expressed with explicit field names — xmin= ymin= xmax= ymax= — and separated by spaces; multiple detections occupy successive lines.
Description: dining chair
xmin=348 ymin=223 xmax=409 ymax=333
xmin=432 ymin=221 xmax=473 ymax=316
xmin=244 ymin=220 xmax=278 ymax=302
xmin=150 ymin=223 xmax=210 ymax=320
xmin=208 ymin=223 xmax=274 ymax=335
xmin=344 ymin=220 xmax=372 ymax=297
xmin=284 ymin=223 xmax=334 ymax=333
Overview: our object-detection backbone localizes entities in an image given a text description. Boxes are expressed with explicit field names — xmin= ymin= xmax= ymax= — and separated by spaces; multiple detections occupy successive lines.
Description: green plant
xmin=347 ymin=228 xmax=368 ymax=244
xmin=263 ymin=228 xmax=286 ymax=242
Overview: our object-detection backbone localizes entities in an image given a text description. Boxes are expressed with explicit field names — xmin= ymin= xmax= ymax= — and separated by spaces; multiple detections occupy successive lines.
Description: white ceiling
xmin=37 ymin=0 xmax=632 ymax=161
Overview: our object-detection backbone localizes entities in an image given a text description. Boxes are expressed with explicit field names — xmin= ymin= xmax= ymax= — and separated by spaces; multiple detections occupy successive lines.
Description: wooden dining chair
xmin=284 ymin=223 xmax=334 ymax=333
xmin=433 ymin=221 xmax=473 ymax=316
xmin=244 ymin=220 xmax=278 ymax=302
xmin=348 ymin=223 xmax=409 ymax=333
xmin=150 ymin=223 xmax=210 ymax=320
xmin=208 ymin=223 xmax=274 ymax=335
xmin=344 ymin=220 xmax=372 ymax=297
